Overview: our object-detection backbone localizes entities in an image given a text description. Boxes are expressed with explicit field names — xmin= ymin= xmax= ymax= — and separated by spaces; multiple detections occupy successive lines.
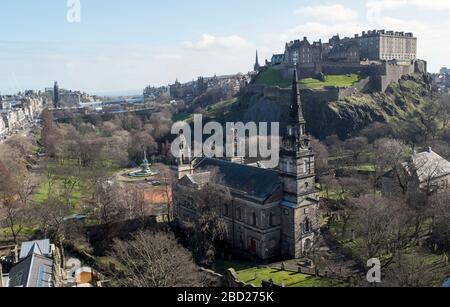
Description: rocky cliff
xmin=222 ymin=73 xmax=432 ymax=139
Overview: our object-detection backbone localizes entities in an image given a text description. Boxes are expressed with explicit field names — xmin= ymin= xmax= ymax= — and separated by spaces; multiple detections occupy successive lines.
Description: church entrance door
xmin=250 ymin=239 xmax=257 ymax=252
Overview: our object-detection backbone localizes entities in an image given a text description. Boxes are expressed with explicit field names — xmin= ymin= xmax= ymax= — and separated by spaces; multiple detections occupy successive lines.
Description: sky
xmin=0 ymin=0 xmax=449 ymax=95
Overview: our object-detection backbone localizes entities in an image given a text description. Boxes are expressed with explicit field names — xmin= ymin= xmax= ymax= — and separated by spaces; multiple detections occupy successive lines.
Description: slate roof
xmin=186 ymin=172 xmax=212 ymax=186
xmin=403 ymin=149 xmax=450 ymax=183
xmin=8 ymin=254 xmax=54 ymax=287
xmin=19 ymin=239 xmax=51 ymax=260
xmin=271 ymin=54 xmax=285 ymax=63
xmin=328 ymin=42 xmax=358 ymax=56
xmin=195 ymin=158 xmax=281 ymax=200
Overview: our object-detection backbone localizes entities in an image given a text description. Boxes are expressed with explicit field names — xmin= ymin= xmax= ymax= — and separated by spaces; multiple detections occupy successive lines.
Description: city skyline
xmin=1 ymin=0 xmax=450 ymax=94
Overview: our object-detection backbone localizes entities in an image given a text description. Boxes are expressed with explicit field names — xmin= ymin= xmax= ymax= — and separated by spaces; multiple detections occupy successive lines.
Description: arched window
xmin=252 ymin=212 xmax=257 ymax=226
xmin=236 ymin=208 xmax=242 ymax=220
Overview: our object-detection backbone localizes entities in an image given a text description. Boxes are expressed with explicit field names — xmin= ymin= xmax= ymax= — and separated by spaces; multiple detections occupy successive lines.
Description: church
xmin=173 ymin=70 xmax=320 ymax=260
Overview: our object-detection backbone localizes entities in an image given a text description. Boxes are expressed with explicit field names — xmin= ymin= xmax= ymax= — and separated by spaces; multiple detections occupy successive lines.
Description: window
xmin=252 ymin=212 xmax=257 ymax=226
xmin=224 ymin=204 xmax=229 ymax=216
xmin=304 ymin=160 xmax=311 ymax=174
xmin=302 ymin=218 xmax=312 ymax=234
xmin=236 ymin=207 xmax=242 ymax=220
xmin=269 ymin=213 xmax=275 ymax=227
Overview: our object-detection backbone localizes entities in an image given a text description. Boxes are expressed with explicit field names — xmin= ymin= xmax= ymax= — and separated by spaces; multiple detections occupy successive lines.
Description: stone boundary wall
xmin=337 ymin=76 xmax=372 ymax=98
xmin=268 ymin=60 xmax=424 ymax=94
xmin=371 ymin=62 xmax=416 ymax=92
xmin=245 ymin=76 xmax=371 ymax=104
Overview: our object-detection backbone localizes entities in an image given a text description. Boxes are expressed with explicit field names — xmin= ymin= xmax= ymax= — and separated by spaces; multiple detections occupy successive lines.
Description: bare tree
xmin=310 ymin=138 xmax=329 ymax=175
xmin=0 ymin=161 xmax=33 ymax=245
xmin=350 ymin=195 xmax=417 ymax=268
xmin=110 ymin=231 xmax=208 ymax=287
xmin=124 ymin=185 xmax=148 ymax=228
xmin=178 ymin=171 xmax=231 ymax=266
xmin=430 ymin=190 xmax=450 ymax=252
xmin=35 ymin=195 xmax=72 ymax=266
xmin=383 ymin=254 xmax=444 ymax=287
xmin=90 ymin=180 xmax=126 ymax=227
xmin=373 ymin=138 xmax=410 ymax=193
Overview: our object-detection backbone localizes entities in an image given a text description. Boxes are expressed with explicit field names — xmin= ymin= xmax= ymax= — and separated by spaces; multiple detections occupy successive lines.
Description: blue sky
xmin=0 ymin=0 xmax=449 ymax=94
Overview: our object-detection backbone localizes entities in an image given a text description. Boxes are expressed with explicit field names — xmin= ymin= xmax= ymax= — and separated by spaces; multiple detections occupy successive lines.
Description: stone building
xmin=173 ymin=70 xmax=320 ymax=260
xmin=0 ymin=114 xmax=6 ymax=137
xmin=327 ymin=42 xmax=360 ymax=63
xmin=22 ymin=97 xmax=44 ymax=121
xmin=285 ymin=37 xmax=323 ymax=65
xmin=283 ymin=30 xmax=417 ymax=66
xmin=382 ymin=148 xmax=450 ymax=196
xmin=355 ymin=30 xmax=417 ymax=61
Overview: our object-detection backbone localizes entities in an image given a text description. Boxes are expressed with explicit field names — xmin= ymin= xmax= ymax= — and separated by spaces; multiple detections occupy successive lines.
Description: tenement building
xmin=174 ymin=70 xmax=320 ymax=260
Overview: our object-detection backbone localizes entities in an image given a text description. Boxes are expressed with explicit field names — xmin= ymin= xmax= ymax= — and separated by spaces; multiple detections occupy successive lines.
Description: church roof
xmin=8 ymin=253 xmax=53 ymax=287
xmin=195 ymin=158 xmax=281 ymax=200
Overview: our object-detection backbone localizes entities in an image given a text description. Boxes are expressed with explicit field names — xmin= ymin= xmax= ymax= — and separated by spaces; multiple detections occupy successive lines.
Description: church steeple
xmin=285 ymin=70 xmax=307 ymax=144
xmin=254 ymin=50 xmax=260 ymax=71
xmin=279 ymin=69 xmax=319 ymax=259
xmin=289 ymin=69 xmax=305 ymax=126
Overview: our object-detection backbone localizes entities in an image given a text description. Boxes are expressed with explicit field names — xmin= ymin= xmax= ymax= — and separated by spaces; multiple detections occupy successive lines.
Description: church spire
xmin=254 ymin=50 xmax=260 ymax=71
xmin=288 ymin=69 xmax=305 ymax=127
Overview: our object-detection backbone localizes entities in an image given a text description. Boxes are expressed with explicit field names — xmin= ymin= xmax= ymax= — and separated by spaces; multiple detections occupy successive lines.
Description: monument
xmin=128 ymin=151 xmax=158 ymax=178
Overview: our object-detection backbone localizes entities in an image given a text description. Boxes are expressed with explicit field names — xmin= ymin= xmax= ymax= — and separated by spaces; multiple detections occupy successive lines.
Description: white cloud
xmin=380 ymin=16 xmax=429 ymax=32
xmin=280 ymin=22 xmax=368 ymax=43
xmin=366 ymin=0 xmax=450 ymax=22
xmin=183 ymin=34 xmax=252 ymax=51
xmin=294 ymin=4 xmax=358 ymax=23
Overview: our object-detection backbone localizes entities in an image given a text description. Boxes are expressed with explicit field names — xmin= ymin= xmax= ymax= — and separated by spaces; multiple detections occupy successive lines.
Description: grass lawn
xmin=33 ymin=179 xmax=86 ymax=206
xmin=214 ymin=259 xmax=257 ymax=275
xmin=254 ymin=69 xmax=361 ymax=90
xmin=206 ymin=98 xmax=238 ymax=119
xmin=254 ymin=70 xmax=291 ymax=87
xmin=237 ymin=267 xmax=342 ymax=287
xmin=300 ymin=74 xmax=361 ymax=89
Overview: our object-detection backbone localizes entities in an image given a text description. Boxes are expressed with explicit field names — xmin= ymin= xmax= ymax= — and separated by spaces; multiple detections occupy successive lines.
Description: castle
xmin=173 ymin=70 xmax=320 ymax=260
xmin=262 ymin=30 xmax=426 ymax=93
xmin=270 ymin=30 xmax=417 ymax=68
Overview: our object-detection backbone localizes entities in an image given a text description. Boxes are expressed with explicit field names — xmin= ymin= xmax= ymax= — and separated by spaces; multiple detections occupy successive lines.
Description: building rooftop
xmin=8 ymin=253 xmax=53 ymax=287
xmin=195 ymin=158 xmax=281 ymax=200
xmin=403 ymin=148 xmax=450 ymax=183
xmin=19 ymin=239 xmax=51 ymax=260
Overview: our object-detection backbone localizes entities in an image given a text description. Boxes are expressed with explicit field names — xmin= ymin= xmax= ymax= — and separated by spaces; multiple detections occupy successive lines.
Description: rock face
xmin=225 ymin=73 xmax=432 ymax=140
